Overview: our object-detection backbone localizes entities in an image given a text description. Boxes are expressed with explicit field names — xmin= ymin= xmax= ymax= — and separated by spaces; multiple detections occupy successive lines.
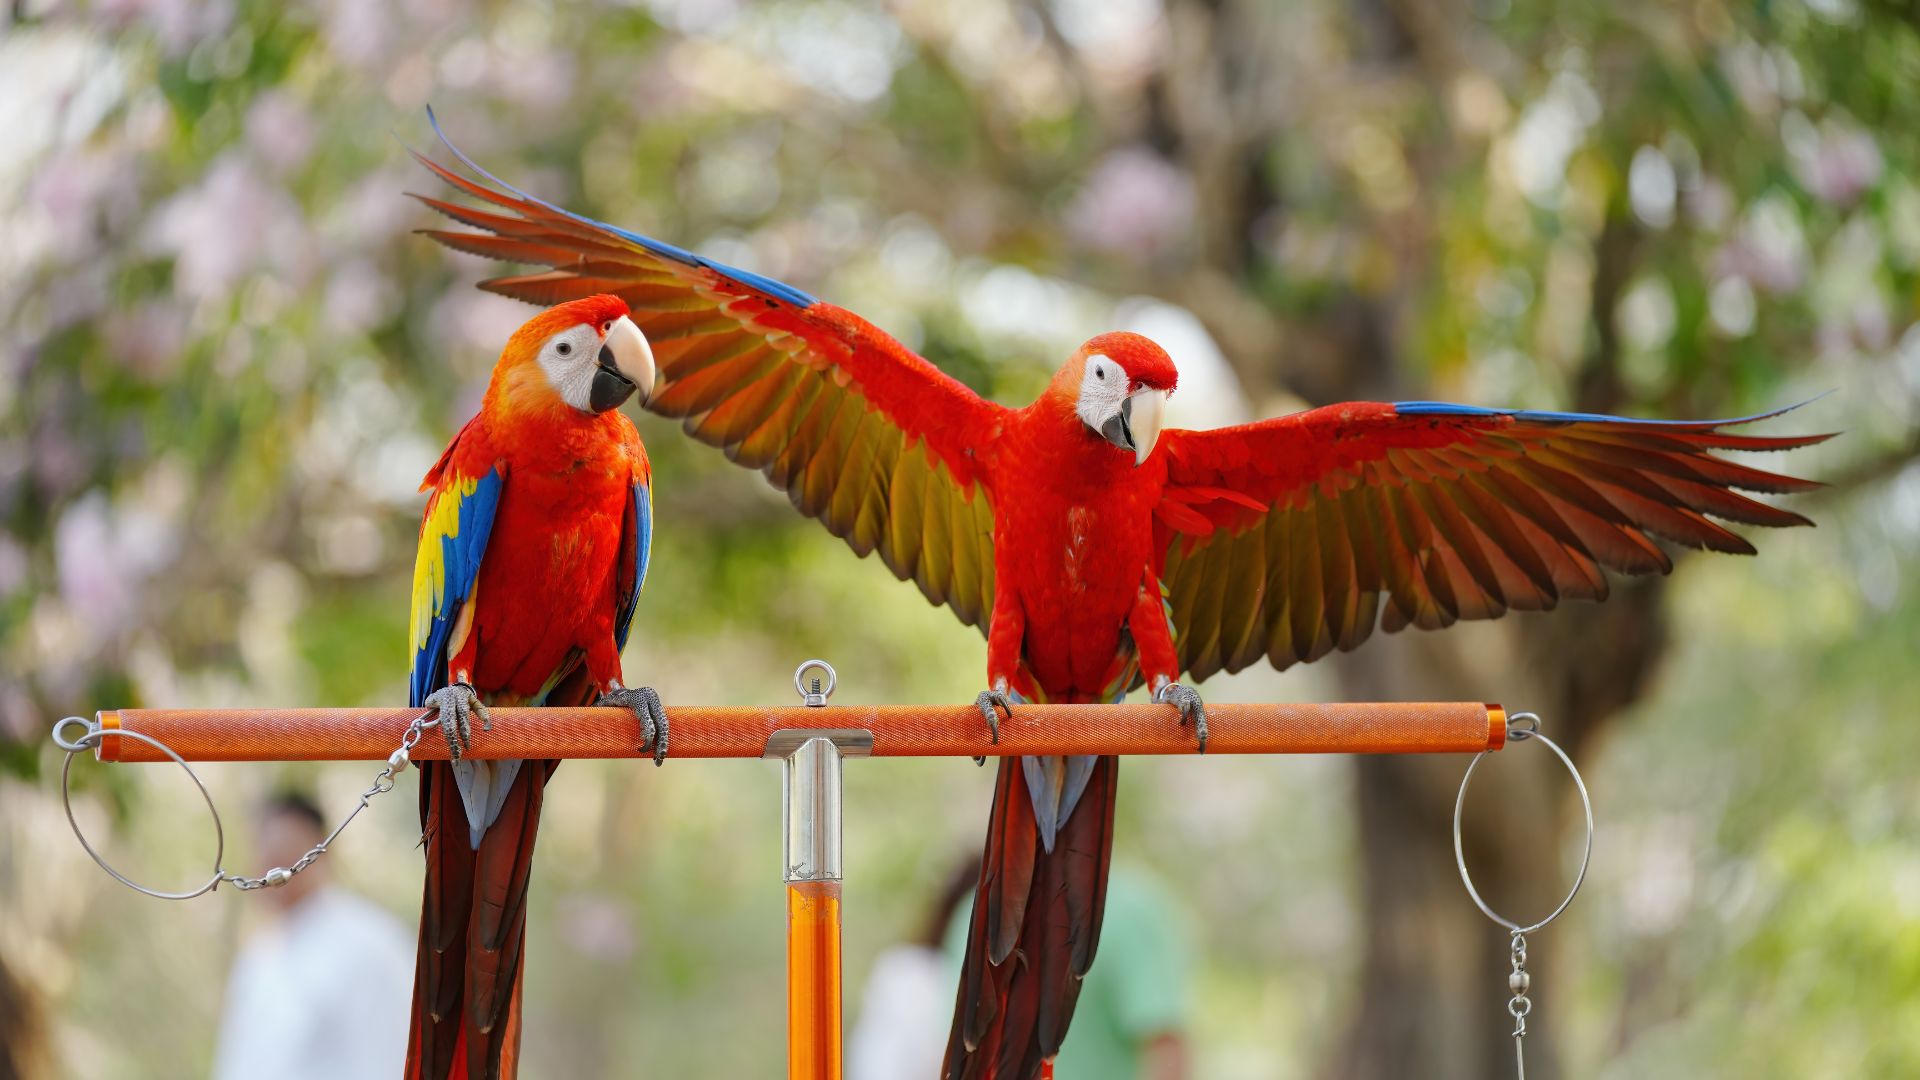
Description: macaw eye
xmin=1095 ymin=366 xmax=1106 ymax=380
xmin=556 ymin=342 xmax=573 ymax=356
xmin=601 ymin=321 xmax=612 ymax=333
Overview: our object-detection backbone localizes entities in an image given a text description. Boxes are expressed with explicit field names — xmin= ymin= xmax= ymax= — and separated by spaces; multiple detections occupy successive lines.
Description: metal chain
xmin=1508 ymin=931 xmax=1532 ymax=1078
xmin=52 ymin=711 xmax=436 ymax=900
xmin=218 ymin=714 xmax=432 ymax=891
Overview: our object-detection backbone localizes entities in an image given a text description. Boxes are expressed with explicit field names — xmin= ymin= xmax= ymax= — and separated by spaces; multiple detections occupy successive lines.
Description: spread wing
xmin=409 ymin=419 xmax=504 ymax=708
xmin=1155 ymin=400 xmax=1832 ymax=683
xmin=410 ymin=112 xmax=1003 ymax=632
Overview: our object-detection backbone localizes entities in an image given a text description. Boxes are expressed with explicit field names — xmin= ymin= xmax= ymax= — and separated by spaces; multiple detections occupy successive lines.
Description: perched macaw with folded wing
xmin=406 ymin=294 xmax=668 ymax=1080
xmin=412 ymin=114 xmax=1829 ymax=1080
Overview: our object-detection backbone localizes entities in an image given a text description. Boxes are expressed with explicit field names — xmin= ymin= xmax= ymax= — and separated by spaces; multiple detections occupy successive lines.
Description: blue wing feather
xmin=1392 ymin=395 xmax=1828 ymax=427
xmin=409 ymin=469 xmax=504 ymax=708
xmin=614 ymin=479 xmax=651 ymax=652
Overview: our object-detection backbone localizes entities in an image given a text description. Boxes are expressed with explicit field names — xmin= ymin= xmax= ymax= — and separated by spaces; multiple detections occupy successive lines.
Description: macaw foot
xmin=973 ymin=689 xmax=1013 ymax=766
xmin=598 ymin=685 xmax=669 ymax=766
xmin=422 ymin=681 xmax=489 ymax=761
xmin=1154 ymin=681 xmax=1208 ymax=753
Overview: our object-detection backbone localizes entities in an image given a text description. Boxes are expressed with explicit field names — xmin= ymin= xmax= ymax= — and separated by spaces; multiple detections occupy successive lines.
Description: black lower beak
xmin=589 ymin=344 xmax=637 ymax=413
xmin=1099 ymin=395 xmax=1135 ymax=452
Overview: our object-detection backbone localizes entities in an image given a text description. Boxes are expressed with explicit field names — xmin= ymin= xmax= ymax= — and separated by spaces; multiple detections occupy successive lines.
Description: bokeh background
xmin=3 ymin=0 xmax=1918 ymax=1076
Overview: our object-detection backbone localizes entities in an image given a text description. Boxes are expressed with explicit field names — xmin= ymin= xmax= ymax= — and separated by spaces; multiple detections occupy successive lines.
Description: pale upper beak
xmin=1096 ymin=387 xmax=1169 ymax=466
xmin=599 ymin=315 xmax=656 ymax=403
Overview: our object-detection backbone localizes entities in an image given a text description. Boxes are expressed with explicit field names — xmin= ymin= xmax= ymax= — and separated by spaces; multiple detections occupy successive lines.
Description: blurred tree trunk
xmin=1308 ymin=213 xmax=1653 ymax=1080
xmin=0 ymin=956 xmax=49 ymax=1080
xmin=1323 ymin=585 xmax=1666 ymax=1079
xmin=1140 ymin=3 xmax=1666 ymax=1074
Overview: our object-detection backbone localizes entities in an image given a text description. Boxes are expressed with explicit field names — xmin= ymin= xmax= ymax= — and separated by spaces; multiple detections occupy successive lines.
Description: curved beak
xmin=1099 ymin=388 xmax=1169 ymax=466
xmin=1126 ymin=388 xmax=1167 ymax=466
xmin=590 ymin=315 xmax=656 ymax=412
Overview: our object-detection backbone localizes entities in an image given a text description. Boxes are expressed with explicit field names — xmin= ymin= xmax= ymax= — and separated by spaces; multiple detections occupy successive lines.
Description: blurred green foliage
xmin=1 ymin=0 xmax=1916 ymax=1077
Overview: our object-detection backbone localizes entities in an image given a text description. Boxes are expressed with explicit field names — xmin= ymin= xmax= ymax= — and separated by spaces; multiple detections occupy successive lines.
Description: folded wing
xmin=410 ymin=420 xmax=503 ymax=709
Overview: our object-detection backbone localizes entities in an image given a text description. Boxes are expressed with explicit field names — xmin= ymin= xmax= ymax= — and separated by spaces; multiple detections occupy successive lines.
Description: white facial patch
xmin=536 ymin=323 xmax=605 ymax=412
xmin=1075 ymin=354 xmax=1130 ymax=431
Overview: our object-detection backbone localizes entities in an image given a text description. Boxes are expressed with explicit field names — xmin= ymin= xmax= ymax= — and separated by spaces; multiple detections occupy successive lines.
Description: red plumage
xmin=410 ymin=140 xmax=1829 ymax=1080
xmin=405 ymin=295 xmax=652 ymax=1080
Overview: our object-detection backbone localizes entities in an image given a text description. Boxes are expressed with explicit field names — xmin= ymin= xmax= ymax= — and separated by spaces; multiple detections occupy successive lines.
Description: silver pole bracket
xmin=774 ymin=660 xmax=858 ymax=884
xmin=762 ymin=728 xmax=874 ymax=760
xmin=763 ymin=659 xmax=871 ymax=759
xmin=782 ymin=736 xmax=842 ymax=883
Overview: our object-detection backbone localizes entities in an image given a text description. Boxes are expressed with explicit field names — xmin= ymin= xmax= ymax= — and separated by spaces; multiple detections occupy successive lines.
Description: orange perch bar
xmin=90 ymin=702 xmax=1505 ymax=763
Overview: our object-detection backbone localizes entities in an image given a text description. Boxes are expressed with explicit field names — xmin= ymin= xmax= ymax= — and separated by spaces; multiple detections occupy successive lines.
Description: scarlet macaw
xmin=412 ymin=122 xmax=1828 ymax=1080
xmin=406 ymin=294 xmax=666 ymax=1080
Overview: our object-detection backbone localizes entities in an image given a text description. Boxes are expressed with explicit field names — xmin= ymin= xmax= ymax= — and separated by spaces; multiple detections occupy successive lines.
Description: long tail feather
xmin=944 ymin=755 xmax=1118 ymax=1080
xmin=406 ymin=759 xmax=553 ymax=1080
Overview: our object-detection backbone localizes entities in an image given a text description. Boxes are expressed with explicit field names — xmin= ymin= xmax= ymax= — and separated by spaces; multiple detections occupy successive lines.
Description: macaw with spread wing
xmin=406 ymin=294 xmax=668 ymax=1080
xmin=411 ymin=117 xmax=1828 ymax=1080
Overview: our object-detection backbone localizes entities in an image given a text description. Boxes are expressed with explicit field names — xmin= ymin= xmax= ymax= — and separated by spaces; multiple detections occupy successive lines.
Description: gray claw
xmin=424 ymin=681 xmax=484 ymax=761
xmin=1154 ymin=682 xmax=1208 ymax=753
xmin=599 ymin=686 xmax=669 ymax=766
xmin=974 ymin=690 xmax=1012 ymax=766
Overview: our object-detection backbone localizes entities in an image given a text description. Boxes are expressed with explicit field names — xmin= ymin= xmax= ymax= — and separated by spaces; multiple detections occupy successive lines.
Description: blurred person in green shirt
xmin=941 ymin=861 xmax=1195 ymax=1080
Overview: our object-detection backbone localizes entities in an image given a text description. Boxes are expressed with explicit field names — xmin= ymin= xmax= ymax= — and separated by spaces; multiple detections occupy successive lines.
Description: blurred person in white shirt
xmin=211 ymin=791 xmax=412 ymax=1080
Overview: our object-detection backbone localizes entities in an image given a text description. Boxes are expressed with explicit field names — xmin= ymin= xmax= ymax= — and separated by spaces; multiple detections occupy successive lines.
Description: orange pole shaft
xmin=91 ymin=703 xmax=1504 ymax=762
xmin=786 ymin=880 xmax=842 ymax=1080
xmin=782 ymin=734 xmax=844 ymax=1080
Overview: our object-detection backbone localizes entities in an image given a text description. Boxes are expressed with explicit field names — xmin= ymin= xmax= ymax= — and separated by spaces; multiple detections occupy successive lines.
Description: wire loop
xmin=52 ymin=711 xmax=433 ymax=901
xmin=1452 ymin=713 xmax=1593 ymax=935
xmin=57 ymin=718 xmax=227 ymax=900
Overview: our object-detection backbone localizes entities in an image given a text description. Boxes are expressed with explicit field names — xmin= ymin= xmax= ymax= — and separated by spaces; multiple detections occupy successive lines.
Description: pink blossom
xmin=0 ymin=683 xmax=39 ymax=743
xmin=555 ymin=893 xmax=637 ymax=960
xmin=245 ymin=91 xmax=317 ymax=174
xmin=324 ymin=264 xmax=395 ymax=335
xmin=145 ymin=154 xmax=309 ymax=299
xmin=54 ymin=492 xmax=135 ymax=633
xmin=29 ymin=148 xmax=134 ymax=261
xmin=0 ymin=535 xmax=26 ymax=598
xmin=95 ymin=0 xmax=234 ymax=57
xmin=102 ymin=302 xmax=191 ymax=381
xmin=1067 ymin=147 xmax=1196 ymax=260
xmin=1791 ymin=123 xmax=1882 ymax=206
xmin=53 ymin=488 xmax=182 ymax=645
xmin=324 ymin=0 xmax=391 ymax=69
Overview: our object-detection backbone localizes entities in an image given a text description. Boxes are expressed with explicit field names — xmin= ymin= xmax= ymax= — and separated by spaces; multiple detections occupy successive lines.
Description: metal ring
xmin=1452 ymin=715 xmax=1593 ymax=935
xmin=55 ymin=718 xmax=226 ymax=901
xmin=51 ymin=715 xmax=95 ymax=752
xmin=793 ymin=659 xmax=837 ymax=702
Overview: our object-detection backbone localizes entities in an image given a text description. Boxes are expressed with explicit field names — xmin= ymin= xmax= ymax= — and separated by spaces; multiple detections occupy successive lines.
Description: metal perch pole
xmin=82 ymin=701 xmax=1507 ymax=762
xmin=65 ymin=679 xmax=1506 ymax=1080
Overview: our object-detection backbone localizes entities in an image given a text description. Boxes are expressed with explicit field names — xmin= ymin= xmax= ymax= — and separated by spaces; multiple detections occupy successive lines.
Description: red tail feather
xmin=944 ymin=756 xmax=1118 ymax=1080
xmin=405 ymin=759 xmax=553 ymax=1080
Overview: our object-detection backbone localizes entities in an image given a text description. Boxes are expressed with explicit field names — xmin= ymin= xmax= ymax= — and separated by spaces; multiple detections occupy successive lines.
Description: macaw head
xmin=1061 ymin=331 xmax=1178 ymax=466
xmin=489 ymin=294 xmax=656 ymax=417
